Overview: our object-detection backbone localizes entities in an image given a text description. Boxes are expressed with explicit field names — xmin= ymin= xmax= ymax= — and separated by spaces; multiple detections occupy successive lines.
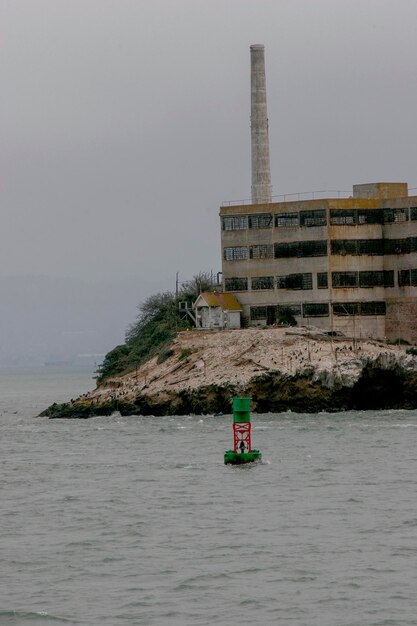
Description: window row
xmin=225 ymin=269 xmax=417 ymax=292
xmin=332 ymin=271 xmax=394 ymax=288
xmin=222 ymin=206 xmax=417 ymax=231
xmin=224 ymin=241 xmax=329 ymax=261
xmin=226 ymin=274 xmax=315 ymax=291
xmin=224 ymin=238 xmax=417 ymax=261
xmin=330 ymin=207 xmax=417 ymax=225
xmin=222 ymin=210 xmax=327 ymax=231
xmin=250 ymin=301 xmax=387 ymax=320
xmin=331 ymin=237 xmax=417 ymax=256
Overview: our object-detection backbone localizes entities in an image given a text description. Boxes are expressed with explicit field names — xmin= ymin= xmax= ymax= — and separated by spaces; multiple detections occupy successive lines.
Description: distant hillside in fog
xmin=0 ymin=275 xmax=172 ymax=366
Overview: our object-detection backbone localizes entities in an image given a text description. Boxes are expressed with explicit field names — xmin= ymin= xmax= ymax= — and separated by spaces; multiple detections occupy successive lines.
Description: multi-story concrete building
xmin=220 ymin=182 xmax=417 ymax=343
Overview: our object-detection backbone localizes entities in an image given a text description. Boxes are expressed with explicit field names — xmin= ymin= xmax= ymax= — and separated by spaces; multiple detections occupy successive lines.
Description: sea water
xmin=1 ymin=367 xmax=417 ymax=625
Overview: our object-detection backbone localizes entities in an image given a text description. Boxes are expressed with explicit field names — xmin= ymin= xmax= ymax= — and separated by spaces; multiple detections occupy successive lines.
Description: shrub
xmin=157 ymin=347 xmax=175 ymax=364
xmin=178 ymin=348 xmax=193 ymax=361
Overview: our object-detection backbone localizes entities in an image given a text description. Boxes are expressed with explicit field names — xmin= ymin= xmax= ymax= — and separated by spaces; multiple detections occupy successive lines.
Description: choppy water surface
xmin=1 ymin=367 xmax=417 ymax=625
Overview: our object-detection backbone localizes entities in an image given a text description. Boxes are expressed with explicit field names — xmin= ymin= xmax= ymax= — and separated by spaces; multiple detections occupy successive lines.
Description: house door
xmin=266 ymin=306 xmax=276 ymax=326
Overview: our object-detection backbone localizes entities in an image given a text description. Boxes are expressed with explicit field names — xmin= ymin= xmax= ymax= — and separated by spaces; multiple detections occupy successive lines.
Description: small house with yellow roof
xmin=193 ymin=292 xmax=242 ymax=330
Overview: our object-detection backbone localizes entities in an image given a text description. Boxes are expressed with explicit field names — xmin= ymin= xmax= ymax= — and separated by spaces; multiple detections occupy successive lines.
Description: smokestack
xmin=250 ymin=44 xmax=272 ymax=204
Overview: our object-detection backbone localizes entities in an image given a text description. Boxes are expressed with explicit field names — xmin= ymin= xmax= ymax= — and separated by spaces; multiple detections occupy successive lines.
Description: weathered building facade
xmin=220 ymin=182 xmax=417 ymax=343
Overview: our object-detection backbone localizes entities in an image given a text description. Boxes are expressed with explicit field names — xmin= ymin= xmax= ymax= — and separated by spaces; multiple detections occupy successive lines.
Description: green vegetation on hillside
xmin=95 ymin=272 xmax=213 ymax=383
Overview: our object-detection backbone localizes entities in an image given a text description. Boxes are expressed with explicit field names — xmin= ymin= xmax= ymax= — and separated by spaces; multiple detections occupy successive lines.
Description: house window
xmin=300 ymin=210 xmax=327 ymax=227
xmin=250 ymin=306 xmax=267 ymax=320
xmin=251 ymin=276 xmax=274 ymax=290
xmin=223 ymin=247 xmax=249 ymax=261
xmin=249 ymin=244 xmax=274 ymax=259
xmin=222 ymin=216 xmax=248 ymax=230
xmin=330 ymin=210 xmax=356 ymax=225
xmin=317 ymin=272 xmax=328 ymax=289
xmin=225 ymin=277 xmax=248 ymax=291
xmin=275 ymin=212 xmax=299 ymax=227
xmin=410 ymin=207 xmax=417 ymax=221
xmin=248 ymin=213 xmax=273 ymax=229
xmin=303 ymin=303 xmax=329 ymax=317
xmin=411 ymin=269 xmax=417 ymax=286
xmin=332 ymin=272 xmax=358 ymax=288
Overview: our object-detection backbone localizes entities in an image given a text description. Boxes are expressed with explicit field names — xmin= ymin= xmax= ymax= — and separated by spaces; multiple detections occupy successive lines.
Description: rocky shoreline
xmin=39 ymin=327 xmax=417 ymax=418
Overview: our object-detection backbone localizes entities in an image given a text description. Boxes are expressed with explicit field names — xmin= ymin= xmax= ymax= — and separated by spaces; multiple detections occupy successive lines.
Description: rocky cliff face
xmin=40 ymin=327 xmax=417 ymax=418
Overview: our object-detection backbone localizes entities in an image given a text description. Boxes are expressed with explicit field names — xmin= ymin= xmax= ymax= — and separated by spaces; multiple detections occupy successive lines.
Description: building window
xmin=223 ymin=246 xmax=249 ymax=261
xmin=384 ymin=271 xmax=395 ymax=287
xmin=300 ymin=209 xmax=327 ymax=227
xmin=303 ymin=303 xmax=329 ymax=317
xmin=300 ymin=240 xmax=328 ymax=257
xmin=359 ymin=239 xmax=384 ymax=255
xmin=250 ymin=306 xmax=267 ymax=320
xmin=275 ymin=212 xmax=299 ymax=227
xmin=248 ymin=213 xmax=273 ymax=229
xmin=251 ymin=276 xmax=274 ymax=290
xmin=384 ymin=238 xmax=410 ymax=255
xmin=331 ymin=239 xmax=384 ymax=256
xmin=383 ymin=208 xmax=409 ymax=223
xmin=410 ymin=207 xmax=417 ymax=221
xmin=222 ymin=216 xmax=248 ymax=231
xmin=317 ymin=272 xmax=328 ymax=289
xmin=332 ymin=272 xmax=358 ymax=288
xmin=274 ymin=242 xmax=300 ymax=258
xmin=277 ymin=304 xmax=302 ymax=317
xmin=274 ymin=240 xmax=327 ymax=258
xmin=398 ymin=270 xmax=411 ymax=287
xmin=249 ymin=244 xmax=274 ymax=259
xmin=332 ymin=302 xmax=359 ymax=316
xmin=398 ymin=268 xmax=417 ymax=286
xmin=225 ymin=277 xmax=248 ymax=291
xmin=330 ymin=210 xmax=356 ymax=225
xmin=358 ymin=271 xmax=385 ymax=288
xmin=277 ymin=273 xmax=312 ymax=290
xmin=333 ymin=301 xmax=386 ymax=316
xmin=357 ymin=209 xmax=383 ymax=224
xmin=360 ymin=301 xmax=386 ymax=316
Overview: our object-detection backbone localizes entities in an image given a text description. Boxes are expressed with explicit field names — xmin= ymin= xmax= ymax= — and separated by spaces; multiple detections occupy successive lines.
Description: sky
xmin=2 ymin=0 xmax=417 ymax=363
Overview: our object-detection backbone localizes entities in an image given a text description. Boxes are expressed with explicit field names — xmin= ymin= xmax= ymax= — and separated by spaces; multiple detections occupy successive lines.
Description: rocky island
xmin=40 ymin=326 xmax=417 ymax=418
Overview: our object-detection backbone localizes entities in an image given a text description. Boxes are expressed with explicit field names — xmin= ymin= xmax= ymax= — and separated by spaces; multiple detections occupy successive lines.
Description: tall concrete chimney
xmin=250 ymin=44 xmax=272 ymax=204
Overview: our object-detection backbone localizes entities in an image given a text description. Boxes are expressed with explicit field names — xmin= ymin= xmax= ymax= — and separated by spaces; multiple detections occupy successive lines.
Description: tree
xmin=96 ymin=272 xmax=214 ymax=383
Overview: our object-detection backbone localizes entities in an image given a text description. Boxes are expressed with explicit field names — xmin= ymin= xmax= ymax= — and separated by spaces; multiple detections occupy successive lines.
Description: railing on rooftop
xmin=222 ymin=186 xmax=417 ymax=206
xmin=221 ymin=190 xmax=352 ymax=206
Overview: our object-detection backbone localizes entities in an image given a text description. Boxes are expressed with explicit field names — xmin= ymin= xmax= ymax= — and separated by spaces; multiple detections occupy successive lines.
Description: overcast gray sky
xmin=2 ymin=0 xmax=417 ymax=363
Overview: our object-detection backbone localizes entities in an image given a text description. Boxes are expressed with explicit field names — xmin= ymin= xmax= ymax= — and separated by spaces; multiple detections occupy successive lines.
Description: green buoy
xmin=224 ymin=397 xmax=262 ymax=464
